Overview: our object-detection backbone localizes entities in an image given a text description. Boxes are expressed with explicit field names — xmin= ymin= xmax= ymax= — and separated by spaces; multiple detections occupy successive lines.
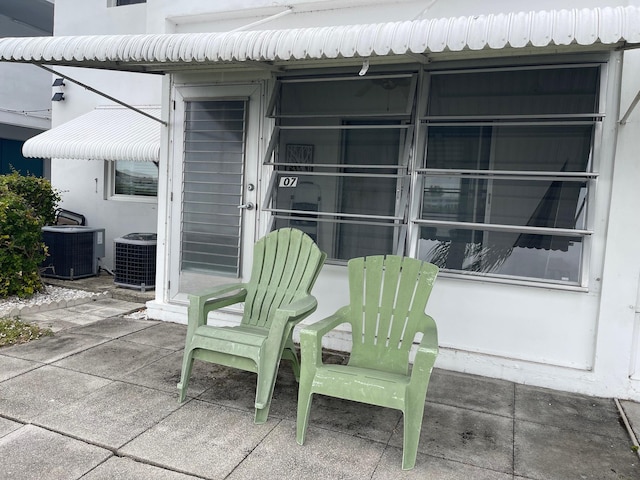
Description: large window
xmin=264 ymin=64 xmax=602 ymax=286
xmin=416 ymin=67 xmax=599 ymax=284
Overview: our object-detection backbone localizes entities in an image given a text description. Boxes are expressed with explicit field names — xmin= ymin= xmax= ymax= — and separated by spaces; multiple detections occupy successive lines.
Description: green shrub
xmin=0 ymin=171 xmax=60 ymax=225
xmin=0 ymin=172 xmax=60 ymax=298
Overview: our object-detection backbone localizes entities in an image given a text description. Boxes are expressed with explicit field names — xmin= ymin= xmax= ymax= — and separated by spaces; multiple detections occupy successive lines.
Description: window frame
xmin=262 ymin=59 xmax=608 ymax=289
xmin=111 ymin=0 xmax=146 ymax=7
xmin=408 ymin=63 xmax=605 ymax=289
xmin=106 ymin=160 xmax=158 ymax=203
xmin=262 ymin=73 xmax=418 ymax=262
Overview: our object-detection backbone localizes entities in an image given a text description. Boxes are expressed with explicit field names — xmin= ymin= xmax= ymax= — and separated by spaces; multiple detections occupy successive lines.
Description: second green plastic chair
xmin=296 ymin=255 xmax=439 ymax=469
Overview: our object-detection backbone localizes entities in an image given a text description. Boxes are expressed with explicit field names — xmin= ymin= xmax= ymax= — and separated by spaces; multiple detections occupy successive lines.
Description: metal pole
xmin=37 ymin=64 xmax=167 ymax=126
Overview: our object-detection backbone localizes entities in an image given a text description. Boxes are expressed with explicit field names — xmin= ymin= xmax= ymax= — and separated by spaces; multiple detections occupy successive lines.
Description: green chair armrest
xmin=410 ymin=314 xmax=439 ymax=382
xmin=299 ymin=306 xmax=351 ymax=367
xmin=264 ymin=295 xmax=319 ymax=354
xmin=188 ymin=283 xmax=248 ymax=327
xmin=274 ymin=294 xmax=319 ymax=323
xmin=299 ymin=305 xmax=351 ymax=339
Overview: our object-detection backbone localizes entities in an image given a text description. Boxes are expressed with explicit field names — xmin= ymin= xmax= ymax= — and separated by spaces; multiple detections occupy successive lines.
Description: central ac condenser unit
xmin=114 ymin=233 xmax=157 ymax=291
xmin=41 ymin=226 xmax=105 ymax=280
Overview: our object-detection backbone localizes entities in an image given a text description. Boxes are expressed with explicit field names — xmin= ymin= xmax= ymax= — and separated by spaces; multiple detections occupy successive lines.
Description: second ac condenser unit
xmin=114 ymin=233 xmax=157 ymax=291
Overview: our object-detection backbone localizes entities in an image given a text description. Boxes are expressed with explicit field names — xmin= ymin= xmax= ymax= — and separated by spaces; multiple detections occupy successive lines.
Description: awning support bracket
xmin=620 ymin=88 xmax=640 ymax=125
xmin=36 ymin=64 xmax=167 ymax=126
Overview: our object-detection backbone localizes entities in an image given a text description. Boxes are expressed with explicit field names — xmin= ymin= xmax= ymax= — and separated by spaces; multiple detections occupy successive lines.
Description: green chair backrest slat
xmin=348 ymin=255 xmax=438 ymax=375
xmin=243 ymin=228 xmax=324 ymax=329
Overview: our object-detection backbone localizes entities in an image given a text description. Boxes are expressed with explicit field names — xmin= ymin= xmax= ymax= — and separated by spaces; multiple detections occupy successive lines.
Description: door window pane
xmin=181 ymin=100 xmax=246 ymax=275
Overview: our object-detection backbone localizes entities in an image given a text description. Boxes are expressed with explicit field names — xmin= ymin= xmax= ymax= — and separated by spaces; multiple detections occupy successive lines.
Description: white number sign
xmin=279 ymin=176 xmax=298 ymax=187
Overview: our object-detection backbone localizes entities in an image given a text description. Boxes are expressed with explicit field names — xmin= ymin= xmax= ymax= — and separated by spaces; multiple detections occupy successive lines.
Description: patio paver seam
xmin=219 ymin=417 xmax=283 ymax=480
xmin=513 ymin=416 xmax=629 ymax=443
xmin=0 ymin=336 xmax=113 ymax=364
xmin=30 ymin=418 xmax=121 ymax=454
xmin=65 ymin=320 xmax=160 ymax=339
xmin=120 ymin=450 xmax=212 ymax=480
xmin=49 ymin=338 xmax=179 ymax=381
xmin=425 ymin=398 xmax=516 ymax=421
xmin=22 ymin=419 xmax=213 ymax=480
xmin=0 ymin=413 xmax=26 ymax=427
xmin=418 ymin=449 xmax=519 ymax=478
xmin=297 ymin=422 xmax=398 ymax=448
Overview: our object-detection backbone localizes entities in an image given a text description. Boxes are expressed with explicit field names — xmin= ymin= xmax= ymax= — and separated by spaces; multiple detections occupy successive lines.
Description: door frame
xmin=167 ymin=82 xmax=264 ymax=302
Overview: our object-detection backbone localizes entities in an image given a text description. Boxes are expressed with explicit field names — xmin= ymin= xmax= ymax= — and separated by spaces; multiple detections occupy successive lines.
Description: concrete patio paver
xmin=126 ymin=349 xmax=220 ymax=396
xmin=120 ymin=399 xmax=275 ymax=479
xmin=0 ymin=354 xmax=40 ymax=382
xmin=515 ymin=384 xmax=629 ymax=440
xmin=34 ymin=381 xmax=180 ymax=449
xmin=227 ymin=420 xmax=386 ymax=480
xmin=0 ymin=425 xmax=111 ymax=480
xmin=122 ymin=321 xmax=189 ymax=350
xmin=392 ymin=401 xmax=514 ymax=474
xmin=0 ymin=416 xmax=21 ymax=438
xmin=428 ymin=369 xmax=515 ymax=417
xmin=0 ymin=295 xmax=639 ymax=479
xmin=52 ymin=338 xmax=175 ymax=380
xmin=70 ymin=315 xmax=158 ymax=339
xmin=0 ymin=332 xmax=110 ymax=364
xmin=80 ymin=457 xmax=203 ymax=480
xmin=0 ymin=365 xmax=112 ymax=423
xmin=514 ymin=420 xmax=639 ymax=479
xmin=372 ymin=449 xmax=515 ymax=480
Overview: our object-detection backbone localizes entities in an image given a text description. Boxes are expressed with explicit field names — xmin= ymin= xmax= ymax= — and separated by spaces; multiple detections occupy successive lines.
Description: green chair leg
xmin=177 ymin=349 xmax=195 ymax=403
xmin=296 ymin=379 xmax=314 ymax=445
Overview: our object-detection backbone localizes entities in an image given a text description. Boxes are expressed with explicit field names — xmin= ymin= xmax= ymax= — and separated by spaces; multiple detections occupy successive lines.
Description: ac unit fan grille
xmin=114 ymin=234 xmax=157 ymax=291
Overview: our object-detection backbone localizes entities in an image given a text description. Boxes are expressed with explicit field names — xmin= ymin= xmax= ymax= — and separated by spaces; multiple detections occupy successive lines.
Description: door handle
xmin=238 ymin=202 xmax=254 ymax=210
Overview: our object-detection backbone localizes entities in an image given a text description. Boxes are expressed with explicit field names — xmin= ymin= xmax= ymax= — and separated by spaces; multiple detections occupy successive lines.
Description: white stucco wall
xmin=0 ymin=10 xmax=51 ymax=138
xmin=51 ymin=0 xmax=162 ymax=267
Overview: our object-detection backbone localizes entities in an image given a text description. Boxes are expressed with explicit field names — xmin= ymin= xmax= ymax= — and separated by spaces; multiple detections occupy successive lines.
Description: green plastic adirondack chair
xmin=177 ymin=228 xmax=326 ymax=424
xmin=296 ymin=255 xmax=439 ymax=470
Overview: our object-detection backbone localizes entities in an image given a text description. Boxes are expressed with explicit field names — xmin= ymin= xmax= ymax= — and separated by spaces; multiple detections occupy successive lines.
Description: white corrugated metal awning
xmin=1 ymin=6 xmax=639 ymax=73
xmin=23 ymin=106 xmax=161 ymax=162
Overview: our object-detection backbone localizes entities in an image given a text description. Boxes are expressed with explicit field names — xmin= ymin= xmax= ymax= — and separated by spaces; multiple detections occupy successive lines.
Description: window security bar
xmin=412 ymin=218 xmax=592 ymax=237
xmin=416 ymin=169 xmax=598 ymax=180
xmin=420 ymin=113 xmax=604 ymax=121
xmin=273 ymin=113 xmax=413 ymax=119
xmin=268 ymin=163 xmax=407 ymax=171
xmin=272 ymin=171 xmax=404 ymax=179
xmin=265 ymin=208 xmax=403 ymax=222
xmin=277 ymin=124 xmax=412 ymax=130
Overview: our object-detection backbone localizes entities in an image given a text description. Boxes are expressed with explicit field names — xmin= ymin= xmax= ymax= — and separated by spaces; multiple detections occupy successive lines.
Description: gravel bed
xmin=0 ymin=285 xmax=107 ymax=318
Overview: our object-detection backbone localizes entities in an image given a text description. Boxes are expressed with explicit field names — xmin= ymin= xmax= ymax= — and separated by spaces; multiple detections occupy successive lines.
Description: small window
xmin=115 ymin=0 xmax=146 ymax=6
xmin=112 ymin=160 xmax=158 ymax=198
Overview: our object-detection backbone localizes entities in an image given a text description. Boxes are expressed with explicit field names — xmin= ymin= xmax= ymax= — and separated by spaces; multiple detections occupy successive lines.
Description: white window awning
xmin=23 ymin=105 xmax=161 ymax=162
xmin=1 ymin=6 xmax=639 ymax=73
